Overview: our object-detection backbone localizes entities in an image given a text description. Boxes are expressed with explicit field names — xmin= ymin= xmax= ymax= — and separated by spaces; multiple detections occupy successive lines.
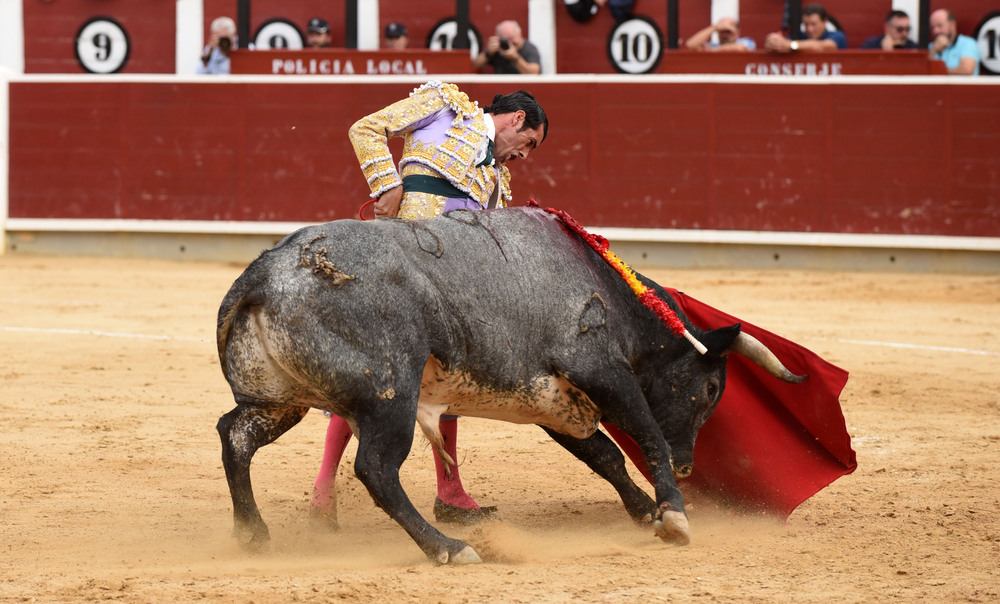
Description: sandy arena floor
xmin=1 ymin=254 xmax=998 ymax=603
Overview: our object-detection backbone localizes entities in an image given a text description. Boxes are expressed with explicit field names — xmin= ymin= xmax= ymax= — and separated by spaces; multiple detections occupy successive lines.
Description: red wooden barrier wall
xmin=8 ymin=78 xmax=999 ymax=237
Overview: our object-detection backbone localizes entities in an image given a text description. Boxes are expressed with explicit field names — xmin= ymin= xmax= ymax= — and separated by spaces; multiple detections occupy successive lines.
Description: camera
xmin=218 ymin=36 xmax=233 ymax=51
xmin=499 ymin=37 xmax=510 ymax=51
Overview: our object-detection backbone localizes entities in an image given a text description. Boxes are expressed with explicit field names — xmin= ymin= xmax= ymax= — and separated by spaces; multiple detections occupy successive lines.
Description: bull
xmin=216 ymin=206 xmax=805 ymax=564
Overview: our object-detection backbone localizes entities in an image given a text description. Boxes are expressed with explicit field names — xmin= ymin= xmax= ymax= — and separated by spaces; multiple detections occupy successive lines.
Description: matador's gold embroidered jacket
xmin=349 ymin=81 xmax=512 ymax=219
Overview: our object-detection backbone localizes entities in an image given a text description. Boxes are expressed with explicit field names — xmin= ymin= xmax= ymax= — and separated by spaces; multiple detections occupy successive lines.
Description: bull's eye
xmin=706 ymin=382 xmax=719 ymax=400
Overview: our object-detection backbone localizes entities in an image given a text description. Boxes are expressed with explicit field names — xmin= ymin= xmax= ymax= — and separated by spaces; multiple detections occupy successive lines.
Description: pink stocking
xmin=311 ymin=414 xmax=354 ymax=516
xmin=432 ymin=417 xmax=479 ymax=509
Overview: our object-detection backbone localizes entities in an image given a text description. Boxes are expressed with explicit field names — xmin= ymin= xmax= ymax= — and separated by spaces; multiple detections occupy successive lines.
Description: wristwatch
xmin=790 ymin=40 xmax=799 ymax=52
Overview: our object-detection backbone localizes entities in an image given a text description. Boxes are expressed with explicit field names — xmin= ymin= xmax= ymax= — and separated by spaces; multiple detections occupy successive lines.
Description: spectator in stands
xmin=383 ymin=22 xmax=409 ymax=50
xmin=594 ymin=0 xmax=635 ymax=24
xmin=685 ymin=17 xmax=756 ymax=52
xmin=472 ymin=20 xmax=542 ymax=75
xmin=860 ymin=10 xmax=918 ymax=50
xmin=765 ymin=3 xmax=847 ymax=53
xmin=197 ymin=16 xmax=237 ymax=74
xmin=306 ymin=17 xmax=332 ymax=49
xmin=928 ymin=9 xmax=980 ymax=76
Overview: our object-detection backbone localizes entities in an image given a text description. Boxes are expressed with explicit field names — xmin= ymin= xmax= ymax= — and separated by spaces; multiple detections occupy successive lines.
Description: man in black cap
xmin=307 ymin=17 xmax=332 ymax=48
xmin=383 ymin=22 xmax=408 ymax=50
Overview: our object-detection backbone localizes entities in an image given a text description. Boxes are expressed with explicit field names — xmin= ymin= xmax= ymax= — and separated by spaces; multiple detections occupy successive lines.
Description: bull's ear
xmin=699 ymin=323 xmax=742 ymax=357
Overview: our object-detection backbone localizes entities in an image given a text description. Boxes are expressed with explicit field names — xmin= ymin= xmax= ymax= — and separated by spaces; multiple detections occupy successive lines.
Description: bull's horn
xmin=728 ymin=332 xmax=808 ymax=383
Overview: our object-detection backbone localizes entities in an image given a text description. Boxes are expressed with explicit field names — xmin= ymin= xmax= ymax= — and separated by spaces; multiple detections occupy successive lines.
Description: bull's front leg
xmin=352 ymin=401 xmax=483 ymax=565
xmin=605 ymin=410 xmax=690 ymax=545
xmin=565 ymin=366 xmax=691 ymax=545
xmin=540 ymin=426 xmax=656 ymax=524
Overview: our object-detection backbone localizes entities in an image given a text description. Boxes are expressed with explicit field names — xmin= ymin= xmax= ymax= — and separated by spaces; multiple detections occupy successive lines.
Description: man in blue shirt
xmin=765 ymin=3 xmax=847 ymax=53
xmin=860 ymin=10 xmax=919 ymax=50
xmin=197 ymin=16 xmax=236 ymax=75
xmin=928 ymin=9 xmax=980 ymax=76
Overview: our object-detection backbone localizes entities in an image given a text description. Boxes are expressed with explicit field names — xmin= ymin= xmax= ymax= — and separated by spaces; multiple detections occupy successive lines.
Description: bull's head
xmin=643 ymin=323 xmax=806 ymax=478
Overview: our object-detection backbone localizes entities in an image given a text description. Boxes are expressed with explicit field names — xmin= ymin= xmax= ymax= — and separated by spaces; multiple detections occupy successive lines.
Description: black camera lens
xmin=219 ymin=36 xmax=232 ymax=51
xmin=499 ymin=38 xmax=510 ymax=51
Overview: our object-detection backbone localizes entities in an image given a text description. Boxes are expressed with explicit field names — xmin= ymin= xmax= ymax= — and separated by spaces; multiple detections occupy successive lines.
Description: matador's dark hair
xmin=484 ymin=90 xmax=549 ymax=143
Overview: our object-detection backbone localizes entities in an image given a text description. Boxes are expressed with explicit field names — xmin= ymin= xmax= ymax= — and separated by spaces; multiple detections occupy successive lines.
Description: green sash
xmin=401 ymin=174 xmax=468 ymax=199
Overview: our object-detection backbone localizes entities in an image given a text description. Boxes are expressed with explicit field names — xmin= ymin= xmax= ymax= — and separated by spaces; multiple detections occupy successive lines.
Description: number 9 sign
xmin=75 ymin=16 xmax=131 ymax=74
xmin=607 ymin=16 xmax=663 ymax=74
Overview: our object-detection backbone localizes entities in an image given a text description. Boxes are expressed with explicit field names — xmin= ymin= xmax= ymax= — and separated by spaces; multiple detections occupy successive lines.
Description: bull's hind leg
xmin=216 ymin=402 xmax=310 ymax=550
xmin=352 ymin=401 xmax=482 ymax=565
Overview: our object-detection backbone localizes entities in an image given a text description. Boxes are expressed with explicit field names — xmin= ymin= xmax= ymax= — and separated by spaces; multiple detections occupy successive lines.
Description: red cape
xmin=603 ymin=288 xmax=856 ymax=518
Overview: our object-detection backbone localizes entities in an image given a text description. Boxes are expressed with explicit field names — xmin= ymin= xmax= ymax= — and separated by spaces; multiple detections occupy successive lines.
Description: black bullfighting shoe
xmin=433 ymin=498 xmax=501 ymax=525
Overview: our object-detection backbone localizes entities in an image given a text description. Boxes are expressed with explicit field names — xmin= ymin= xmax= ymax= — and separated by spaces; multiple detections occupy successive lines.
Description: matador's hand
xmin=374 ymin=186 xmax=403 ymax=218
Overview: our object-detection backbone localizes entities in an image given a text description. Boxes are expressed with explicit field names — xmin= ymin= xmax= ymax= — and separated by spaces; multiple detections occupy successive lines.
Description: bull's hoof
xmin=653 ymin=506 xmax=690 ymax=546
xmin=435 ymin=545 xmax=483 ymax=565
xmin=308 ymin=507 xmax=341 ymax=532
xmin=433 ymin=498 xmax=500 ymax=525
xmin=233 ymin=523 xmax=271 ymax=553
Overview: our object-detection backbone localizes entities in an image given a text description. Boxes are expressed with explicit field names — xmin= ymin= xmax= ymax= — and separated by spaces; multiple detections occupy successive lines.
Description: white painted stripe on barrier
xmin=1 ymin=325 xmax=208 ymax=343
xmin=6 ymin=73 xmax=1000 ymax=87
xmin=8 ymin=217 xmax=1000 ymax=252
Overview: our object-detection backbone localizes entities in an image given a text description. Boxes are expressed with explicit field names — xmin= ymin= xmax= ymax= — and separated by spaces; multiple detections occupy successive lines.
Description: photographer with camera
xmin=472 ymin=20 xmax=541 ymax=75
xmin=197 ymin=16 xmax=237 ymax=74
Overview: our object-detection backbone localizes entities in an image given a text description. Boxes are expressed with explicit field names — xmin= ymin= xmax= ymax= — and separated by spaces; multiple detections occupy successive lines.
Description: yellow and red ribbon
xmin=529 ymin=200 xmax=707 ymax=354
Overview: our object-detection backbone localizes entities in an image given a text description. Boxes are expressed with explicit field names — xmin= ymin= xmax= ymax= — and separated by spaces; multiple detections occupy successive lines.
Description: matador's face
xmin=494 ymin=111 xmax=543 ymax=165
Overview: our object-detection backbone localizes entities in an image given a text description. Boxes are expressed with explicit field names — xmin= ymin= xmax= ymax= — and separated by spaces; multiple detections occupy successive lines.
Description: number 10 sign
xmin=975 ymin=11 xmax=1000 ymax=75
xmin=607 ymin=16 xmax=663 ymax=74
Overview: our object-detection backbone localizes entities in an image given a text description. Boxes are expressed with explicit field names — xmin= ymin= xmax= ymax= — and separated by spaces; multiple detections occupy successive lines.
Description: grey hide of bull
xmin=215 ymin=206 xmax=805 ymax=565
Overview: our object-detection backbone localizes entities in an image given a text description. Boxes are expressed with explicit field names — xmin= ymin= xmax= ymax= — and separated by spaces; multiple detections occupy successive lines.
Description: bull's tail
xmin=415 ymin=404 xmax=457 ymax=477
xmin=216 ymin=271 xmax=267 ymax=382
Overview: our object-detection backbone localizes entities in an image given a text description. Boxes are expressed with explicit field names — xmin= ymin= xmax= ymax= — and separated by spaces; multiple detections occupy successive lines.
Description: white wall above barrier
xmin=0 ymin=0 xmax=25 ymax=74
